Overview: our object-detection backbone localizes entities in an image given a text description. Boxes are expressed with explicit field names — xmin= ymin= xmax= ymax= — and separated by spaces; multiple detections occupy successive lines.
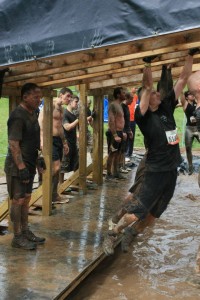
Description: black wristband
xmin=19 ymin=168 xmax=30 ymax=182
xmin=188 ymin=48 xmax=200 ymax=56
xmin=37 ymin=157 xmax=46 ymax=170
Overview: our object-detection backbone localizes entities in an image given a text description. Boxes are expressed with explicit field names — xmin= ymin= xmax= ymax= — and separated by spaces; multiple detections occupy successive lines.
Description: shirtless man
xmin=180 ymin=90 xmax=199 ymax=174
xmin=106 ymin=86 xmax=127 ymax=180
xmin=39 ymin=87 xmax=72 ymax=203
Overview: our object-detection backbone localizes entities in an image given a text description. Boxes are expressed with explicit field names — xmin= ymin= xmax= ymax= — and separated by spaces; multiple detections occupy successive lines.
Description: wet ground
xmin=68 ymin=154 xmax=200 ymax=300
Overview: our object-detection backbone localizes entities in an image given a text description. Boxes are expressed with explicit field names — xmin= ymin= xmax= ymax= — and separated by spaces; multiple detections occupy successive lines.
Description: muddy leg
xmin=121 ymin=213 xmax=155 ymax=253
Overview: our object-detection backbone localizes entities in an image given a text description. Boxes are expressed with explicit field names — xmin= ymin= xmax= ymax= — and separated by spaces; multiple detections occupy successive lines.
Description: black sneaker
xmin=113 ymin=173 xmax=126 ymax=180
xmin=121 ymin=227 xmax=138 ymax=253
xmin=103 ymin=231 xmax=118 ymax=256
xmin=11 ymin=234 xmax=37 ymax=250
xmin=23 ymin=229 xmax=46 ymax=244
xmin=188 ymin=166 xmax=194 ymax=175
xmin=105 ymin=174 xmax=114 ymax=181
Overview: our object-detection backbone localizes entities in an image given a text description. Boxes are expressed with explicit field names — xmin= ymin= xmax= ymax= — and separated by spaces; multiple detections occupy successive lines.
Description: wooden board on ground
xmin=0 ymin=156 xmax=108 ymax=222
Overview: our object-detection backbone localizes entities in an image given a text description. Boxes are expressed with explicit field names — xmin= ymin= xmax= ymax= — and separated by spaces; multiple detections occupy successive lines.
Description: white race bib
xmin=165 ymin=129 xmax=179 ymax=145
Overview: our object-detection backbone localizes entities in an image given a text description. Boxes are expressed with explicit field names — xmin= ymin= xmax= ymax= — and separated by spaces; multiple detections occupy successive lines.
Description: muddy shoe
xmin=11 ymin=234 xmax=37 ymax=250
xmin=103 ymin=231 xmax=117 ymax=256
xmin=105 ymin=174 xmax=114 ymax=181
xmin=188 ymin=166 xmax=194 ymax=175
xmin=121 ymin=227 xmax=138 ymax=253
xmin=113 ymin=173 xmax=126 ymax=180
xmin=23 ymin=229 xmax=46 ymax=244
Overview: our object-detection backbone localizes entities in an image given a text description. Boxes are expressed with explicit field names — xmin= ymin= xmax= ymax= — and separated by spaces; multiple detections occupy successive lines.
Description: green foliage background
xmin=0 ymin=98 xmax=199 ymax=174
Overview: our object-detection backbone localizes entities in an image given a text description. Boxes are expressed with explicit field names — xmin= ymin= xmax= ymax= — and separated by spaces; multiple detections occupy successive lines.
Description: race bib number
xmin=165 ymin=129 xmax=179 ymax=145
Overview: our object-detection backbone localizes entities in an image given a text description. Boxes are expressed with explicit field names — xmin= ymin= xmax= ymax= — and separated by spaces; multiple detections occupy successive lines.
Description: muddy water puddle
xmin=69 ymin=173 xmax=200 ymax=300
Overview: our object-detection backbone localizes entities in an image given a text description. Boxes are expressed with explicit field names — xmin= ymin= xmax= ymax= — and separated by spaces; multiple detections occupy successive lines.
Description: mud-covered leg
xmin=121 ymin=213 xmax=155 ymax=253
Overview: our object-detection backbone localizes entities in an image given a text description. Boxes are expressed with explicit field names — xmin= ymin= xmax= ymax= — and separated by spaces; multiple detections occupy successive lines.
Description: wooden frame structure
xmin=1 ymin=28 xmax=200 ymax=218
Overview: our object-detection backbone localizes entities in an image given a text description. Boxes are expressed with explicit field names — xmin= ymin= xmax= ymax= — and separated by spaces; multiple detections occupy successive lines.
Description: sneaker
xmin=125 ymin=157 xmax=131 ymax=163
xmin=103 ymin=231 xmax=117 ymax=256
xmin=108 ymin=218 xmax=117 ymax=231
xmin=22 ymin=229 xmax=46 ymax=244
xmin=188 ymin=166 xmax=194 ymax=175
xmin=126 ymin=167 xmax=132 ymax=171
xmin=11 ymin=234 xmax=37 ymax=250
xmin=105 ymin=174 xmax=114 ymax=181
xmin=121 ymin=227 xmax=138 ymax=253
xmin=119 ymin=167 xmax=128 ymax=174
xmin=113 ymin=173 xmax=126 ymax=180
xmin=128 ymin=162 xmax=137 ymax=168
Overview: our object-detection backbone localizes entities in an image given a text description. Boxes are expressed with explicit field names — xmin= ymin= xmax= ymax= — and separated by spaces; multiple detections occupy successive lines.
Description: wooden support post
xmin=9 ymin=96 xmax=18 ymax=114
xmin=93 ymin=92 xmax=104 ymax=185
xmin=42 ymin=94 xmax=53 ymax=216
xmin=79 ymin=84 xmax=87 ymax=194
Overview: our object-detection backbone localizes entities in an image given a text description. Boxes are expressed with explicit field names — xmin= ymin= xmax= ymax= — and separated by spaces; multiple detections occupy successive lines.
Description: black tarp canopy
xmin=0 ymin=0 xmax=200 ymax=67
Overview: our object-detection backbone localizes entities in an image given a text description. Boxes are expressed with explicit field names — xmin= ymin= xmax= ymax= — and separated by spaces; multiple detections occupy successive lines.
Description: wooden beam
xmin=3 ymin=29 xmax=200 ymax=89
xmin=92 ymin=92 xmax=104 ymax=185
xmin=78 ymin=84 xmax=88 ymax=194
xmin=42 ymin=95 xmax=53 ymax=216
xmin=1 ymin=86 xmax=57 ymax=98
xmin=89 ymin=62 xmax=200 ymax=89
xmin=3 ymin=28 xmax=200 ymax=76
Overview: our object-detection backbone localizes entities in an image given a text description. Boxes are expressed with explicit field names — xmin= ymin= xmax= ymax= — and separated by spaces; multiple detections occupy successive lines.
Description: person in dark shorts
xmin=120 ymin=91 xmax=133 ymax=173
xmin=60 ymin=95 xmax=93 ymax=182
xmin=106 ymin=87 xmax=127 ymax=180
xmin=180 ymin=90 xmax=199 ymax=174
xmin=104 ymin=61 xmax=174 ymax=254
xmin=4 ymin=83 xmax=46 ymax=250
xmin=60 ymin=96 xmax=80 ymax=182
xmin=39 ymin=87 xmax=72 ymax=204
xmin=103 ymin=49 xmax=197 ymax=256
xmin=86 ymin=97 xmax=95 ymax=159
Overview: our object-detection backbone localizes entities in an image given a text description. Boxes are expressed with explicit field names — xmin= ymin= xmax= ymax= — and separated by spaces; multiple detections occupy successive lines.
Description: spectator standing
xmin=4 ymin=83 xmax=46 ymax=250
xmin=38 ymin=87 xmax=72 ymax=204
xmin=180 ymin=91 xmax=199 ymax=174
xmin=126 ymin=87 xmax=138 ymax=161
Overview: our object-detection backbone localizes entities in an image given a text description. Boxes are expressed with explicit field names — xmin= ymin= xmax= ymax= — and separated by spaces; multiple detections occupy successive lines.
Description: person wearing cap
xmin=180 ymin=90 xmax=199 ymax=175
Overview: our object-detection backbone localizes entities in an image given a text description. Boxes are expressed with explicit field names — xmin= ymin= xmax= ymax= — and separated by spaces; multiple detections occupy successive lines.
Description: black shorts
xmin=53 ymin=136 xmax=63 ymax=161
xmin=60 ymin=143 xmax=79 ymax=173
xmin=129 ymin=155 xmax=146 ymax=195
xmin=127 ymin=169 xmax=177 ymax=219
xmin=106 ymin=130 xmax=123 ymax=153
xmin=6 ymin=174 xmax=35 ymax=200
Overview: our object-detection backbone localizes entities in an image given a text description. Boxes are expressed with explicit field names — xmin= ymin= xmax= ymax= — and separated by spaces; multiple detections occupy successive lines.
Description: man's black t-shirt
xmin=63 ymin=109 xmax=77 ymax=145
xmin=4 ymin=105 xmax=40 ymax=175
xmin=121 ymin=102 xmax=131 ymax=133
xmin=185 ymin=102 xmax=197 ymax=126
xmin=135 ymin=90 xmax=182 ymax=172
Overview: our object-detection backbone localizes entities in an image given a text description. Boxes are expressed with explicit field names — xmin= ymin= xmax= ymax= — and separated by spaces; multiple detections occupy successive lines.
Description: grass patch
xmin=0 ymin=98 xmax=9 ymax=175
